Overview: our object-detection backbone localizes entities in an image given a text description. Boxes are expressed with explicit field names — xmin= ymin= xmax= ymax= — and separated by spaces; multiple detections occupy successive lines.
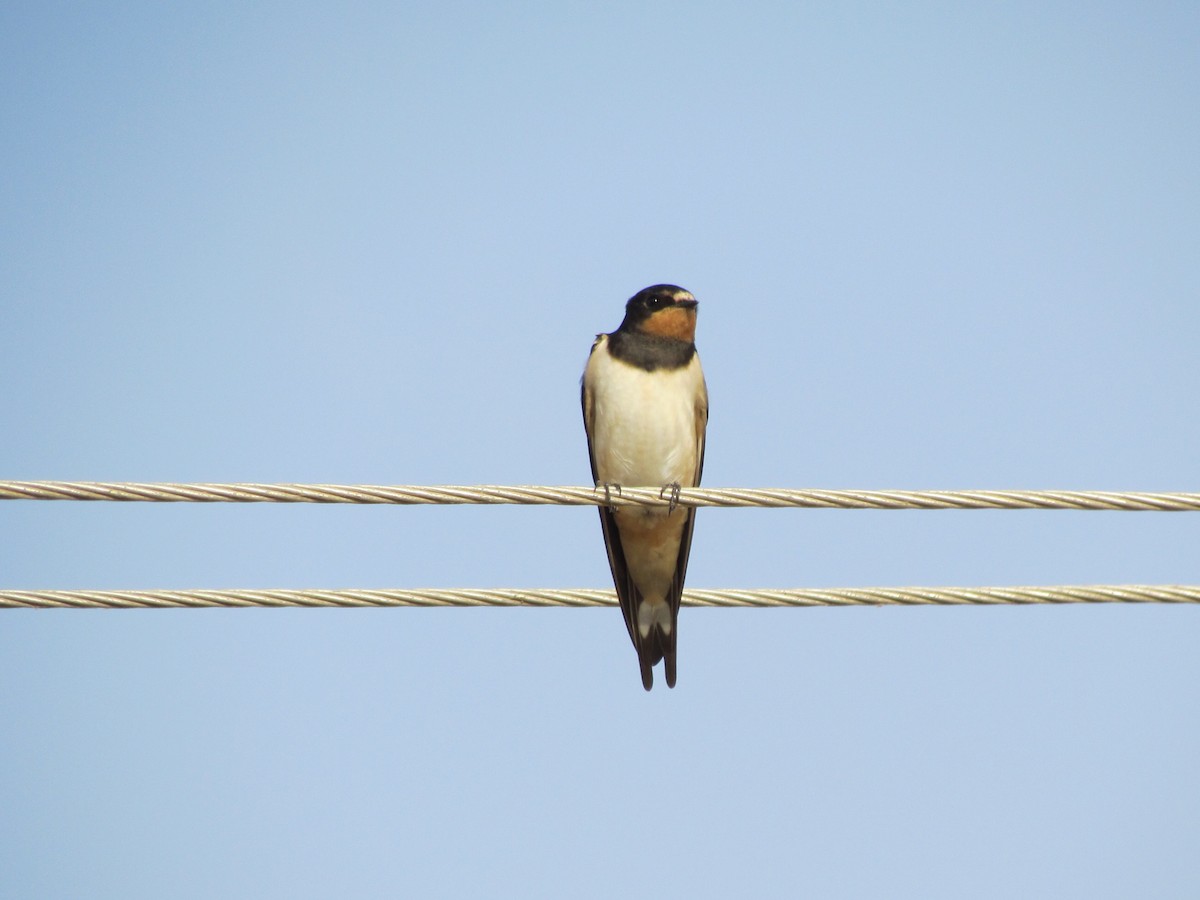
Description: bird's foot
xmin=601 ymin=482 xmax=623 ymax=511
xmin=660 ymin=482 xmax=682 ymax=514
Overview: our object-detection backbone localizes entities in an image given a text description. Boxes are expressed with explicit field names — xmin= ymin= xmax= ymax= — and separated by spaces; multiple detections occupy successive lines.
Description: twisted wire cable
xmin=2 ymin=481 xmax=1200 ymax=510
xmin=2 ymin=584 xmax=1198 ymax=609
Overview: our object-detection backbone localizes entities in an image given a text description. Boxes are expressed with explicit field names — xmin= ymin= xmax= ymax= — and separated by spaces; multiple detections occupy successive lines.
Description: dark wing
xmin=660 ymin=380 xmax=708 ymax=688
xmin=581 ymin=341 xmax=655 ymax=689
xmin=599 ymin=505 xmax=656 ymax=689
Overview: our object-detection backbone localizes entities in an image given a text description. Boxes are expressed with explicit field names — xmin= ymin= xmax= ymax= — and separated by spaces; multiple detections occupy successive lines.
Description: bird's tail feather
xmin=636 ymin=626 xmax=676 ymax=691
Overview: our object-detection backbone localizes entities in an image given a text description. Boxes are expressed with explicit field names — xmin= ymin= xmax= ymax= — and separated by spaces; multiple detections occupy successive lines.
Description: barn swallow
xmin=582 ymin=284 xmax=708 ymax=690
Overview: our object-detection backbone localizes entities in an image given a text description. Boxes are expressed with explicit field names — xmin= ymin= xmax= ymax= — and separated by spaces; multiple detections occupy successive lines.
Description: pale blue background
xmin=3 ymin=3 xmax=1199 ymax=898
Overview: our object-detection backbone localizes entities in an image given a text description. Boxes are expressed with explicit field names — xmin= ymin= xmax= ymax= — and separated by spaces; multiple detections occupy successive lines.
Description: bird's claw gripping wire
xmin=661 ymin=482 xmax=682 ymax=513
xmin=601 ymin=482 xmax=623 ymax=511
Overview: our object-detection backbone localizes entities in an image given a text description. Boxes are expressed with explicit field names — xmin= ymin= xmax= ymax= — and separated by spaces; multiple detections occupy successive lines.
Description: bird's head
xmin=619 ymin=284 xmax=699 ymax=342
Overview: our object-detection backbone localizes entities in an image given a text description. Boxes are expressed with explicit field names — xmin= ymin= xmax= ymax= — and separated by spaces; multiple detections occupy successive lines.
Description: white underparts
xmin=585 ymin=346 xmax=704 ymax=490
xmin=584 ymin=337 xmax=707 ymax=613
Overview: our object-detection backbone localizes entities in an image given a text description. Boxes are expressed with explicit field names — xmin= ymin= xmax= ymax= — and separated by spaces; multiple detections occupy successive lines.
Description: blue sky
xmin=2 ymin=3 xmax=1199 ymax=897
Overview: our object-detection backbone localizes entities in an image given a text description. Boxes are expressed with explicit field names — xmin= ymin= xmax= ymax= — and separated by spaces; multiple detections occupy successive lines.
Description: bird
xmin=581 ymin=284 xmax=708 ymax=690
